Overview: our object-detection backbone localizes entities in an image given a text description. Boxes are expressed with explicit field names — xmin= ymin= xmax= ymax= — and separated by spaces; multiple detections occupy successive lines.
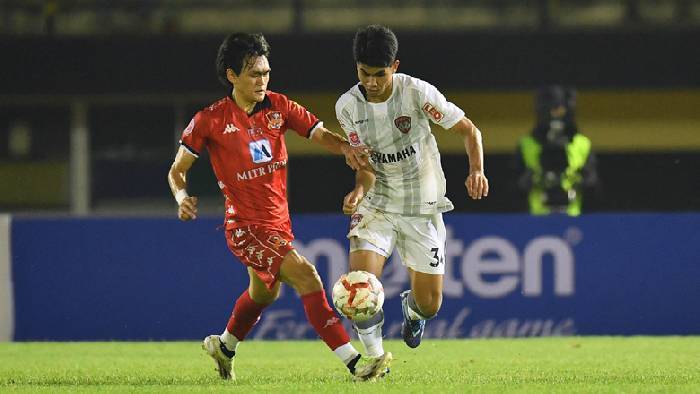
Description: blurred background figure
xmin=42 ymin=0 xmax=58 ymax=35
xmin=516 ymin=86 xmax=598 ymax=216
xmin=7 ymin=120 xmax=33 ymax=160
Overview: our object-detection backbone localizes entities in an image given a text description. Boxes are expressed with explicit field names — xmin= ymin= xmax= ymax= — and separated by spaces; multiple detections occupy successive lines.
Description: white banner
xmin=0 ymin=215 xmax=13 ymax=341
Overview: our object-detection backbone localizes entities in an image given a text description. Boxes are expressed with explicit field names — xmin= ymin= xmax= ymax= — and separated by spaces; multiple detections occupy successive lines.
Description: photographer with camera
xmin=516 ymin=86 xmax=598 ymax=216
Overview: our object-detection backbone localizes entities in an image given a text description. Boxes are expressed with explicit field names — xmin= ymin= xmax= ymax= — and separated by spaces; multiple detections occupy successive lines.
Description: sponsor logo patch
xmin=223 ymin=123 xmax=239 ymax=134
xmin=322 ymin=316 xmax=340 ymax=328
xmin=249 ymin=139 xmax=273 ymax=164
xmin=348 ymin=132 xmax=361 ymax=146
xmin=266 ymin=111 xmax=284 ymax=129
xmin=247 ymin=126 xmax=264 ymax=138
xmin=350 ymin=213 xmax=363 ymax=229
xmin=422 ymin=102 xmax=444 ymax=122
xmin=370 ymin=145 xmax=417 ymax=164
xmin=394 ymin=116 xmax=412 ymax=134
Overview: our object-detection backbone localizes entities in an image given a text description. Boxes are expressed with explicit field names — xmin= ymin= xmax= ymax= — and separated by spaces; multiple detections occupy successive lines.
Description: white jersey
xmin=335 ymin=73 xmax=464 ymax=215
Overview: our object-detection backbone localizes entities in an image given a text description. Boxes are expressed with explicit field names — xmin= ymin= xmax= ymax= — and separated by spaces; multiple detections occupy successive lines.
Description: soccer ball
xmin=332 ymin=270 xmax=384 ymax=322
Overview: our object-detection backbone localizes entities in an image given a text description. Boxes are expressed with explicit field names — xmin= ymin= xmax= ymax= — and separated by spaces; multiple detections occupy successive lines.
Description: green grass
xmin=1 ymin=338 xmax=699 ymax=393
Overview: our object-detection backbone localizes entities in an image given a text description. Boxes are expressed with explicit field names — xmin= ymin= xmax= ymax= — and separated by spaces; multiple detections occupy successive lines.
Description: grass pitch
xmin=0 ymin=337 xmax=698 ymax=393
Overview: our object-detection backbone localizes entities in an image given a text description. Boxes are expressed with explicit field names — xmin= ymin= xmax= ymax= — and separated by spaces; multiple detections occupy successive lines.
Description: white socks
xmin=334 ymin=343 xmax=360 ymax=365
xmin=354 ymin=309 xmax=385 ymax=358
xmin=220 ymin=329 xmax=240 ymax=352
xmin=222 ymin=328 xmax=360 ymax=367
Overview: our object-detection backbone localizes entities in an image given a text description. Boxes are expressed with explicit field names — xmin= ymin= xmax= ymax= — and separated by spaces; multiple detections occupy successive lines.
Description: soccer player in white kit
xmin=336 ymin=25 xmax=489 ymax=355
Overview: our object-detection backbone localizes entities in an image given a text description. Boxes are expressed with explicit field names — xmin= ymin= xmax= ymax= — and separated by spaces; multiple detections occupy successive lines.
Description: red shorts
xmin=225 ymin=225 xmax=295 ymax=289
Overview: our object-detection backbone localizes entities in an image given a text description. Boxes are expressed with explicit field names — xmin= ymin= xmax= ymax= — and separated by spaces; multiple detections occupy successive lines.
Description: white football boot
xmin=202 ymin=335 xmax=235 ymax=380
xmin=350 ymin=351 xmax=393 ymax=382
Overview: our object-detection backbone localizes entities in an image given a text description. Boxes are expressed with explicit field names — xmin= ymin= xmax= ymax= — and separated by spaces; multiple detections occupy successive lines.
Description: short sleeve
xmin=416 ymin=80 xmax=465 ymax=130
xmin=286 ymin=98 xmax=320 ymax=138
xmin=179 ymin=111 xmax=209 ymax=157
xmin=335 ymin=95 xmax=362 ymax=146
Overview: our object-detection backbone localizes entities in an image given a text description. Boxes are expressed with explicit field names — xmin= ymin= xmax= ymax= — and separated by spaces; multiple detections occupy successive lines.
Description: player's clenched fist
xmin=343 ymin=188 xmax=364 ymax=215
xmin=465 ymin=171 xmax=489 ymax=200
xmin=178 ymin=196 xmax=199 ymax=221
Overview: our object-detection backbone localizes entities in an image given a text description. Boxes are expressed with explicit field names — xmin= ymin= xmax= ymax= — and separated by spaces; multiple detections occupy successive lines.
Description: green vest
xmin=519 ymin=134 xmax=591 ymax=216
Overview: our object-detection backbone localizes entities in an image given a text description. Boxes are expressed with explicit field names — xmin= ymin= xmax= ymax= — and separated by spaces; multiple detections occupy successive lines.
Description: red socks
xmin=225 ymin=289 xmax=350 ymax=351
xmin=301 ymin=290 xmax=351 ymax=350
xmin=225 ymin=290 xmax=265 ymax=340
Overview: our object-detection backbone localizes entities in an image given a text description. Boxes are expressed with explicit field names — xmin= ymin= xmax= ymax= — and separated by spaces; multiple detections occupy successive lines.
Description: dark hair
xmin=535 ymin=86 xmax=576 ymax=116
xmin=353 ymin=25 xmax=398 ymax=67
xmin=533 ymin=85 xmax=578 ymax=140
xmin=216 ymin=33 xmax=270 ymax=88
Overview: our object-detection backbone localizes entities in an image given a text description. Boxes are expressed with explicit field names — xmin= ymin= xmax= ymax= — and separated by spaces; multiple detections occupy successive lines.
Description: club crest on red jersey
xmin=350 ymin=213 xmax=363 ymax=229
xmin=267 ymin=232 xmax=288 ymax=250
xmin=422 ymin=102 xmax=444 ymax=122
xmin=394 ymin=116 xmax=412 ymax=134
xmin=266 ymin=111 xmax=284 ymax=129
xmin=348 ymin=132 xmax=361 ymax=146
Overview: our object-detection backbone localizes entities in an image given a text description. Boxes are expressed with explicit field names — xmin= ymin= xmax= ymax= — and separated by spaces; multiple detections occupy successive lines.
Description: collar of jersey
xmin=228 ymin=93 xmax=272 ymax=116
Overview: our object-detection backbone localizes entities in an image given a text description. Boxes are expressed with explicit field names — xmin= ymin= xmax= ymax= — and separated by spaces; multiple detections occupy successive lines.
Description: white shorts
xmin=347 ymin=206 xmax=446 ymax=275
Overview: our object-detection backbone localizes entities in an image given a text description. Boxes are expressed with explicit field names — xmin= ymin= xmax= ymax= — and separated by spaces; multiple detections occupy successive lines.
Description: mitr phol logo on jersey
xmin=236 ymin=159 xmax=287 ymax=181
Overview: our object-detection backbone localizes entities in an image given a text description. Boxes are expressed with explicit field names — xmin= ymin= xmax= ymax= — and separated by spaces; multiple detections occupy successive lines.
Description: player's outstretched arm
xmin=310 ymin=126 xmax=369 ymax=170
xmin=449 ymin=117 xmax=489 ymax=200
xmin=343 ymin=166 xmax=375 ymax=214
xmin=167 ymin=146 xmax=199 ymax=221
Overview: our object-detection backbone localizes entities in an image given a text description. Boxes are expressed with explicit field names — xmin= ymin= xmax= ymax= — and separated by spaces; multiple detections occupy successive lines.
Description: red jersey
xmin=180 ymin=91 xmax=320 ymax=232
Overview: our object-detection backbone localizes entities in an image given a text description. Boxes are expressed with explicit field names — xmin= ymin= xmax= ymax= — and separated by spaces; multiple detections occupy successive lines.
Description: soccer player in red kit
xmin=167 ymin=33 xmax=391 ymax=381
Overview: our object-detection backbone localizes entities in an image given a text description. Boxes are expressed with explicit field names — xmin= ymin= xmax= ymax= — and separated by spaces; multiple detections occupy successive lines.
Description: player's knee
xmin=293 ymin=261 xmax=323 ymax=294
xmin=250 ymin=292 xmax=277 ymax=306
xmin=249 ymin=284 xmax=280 ymax=306
xmin=419 ymin=302 xmax=441 ymax=319
xmin=415 ymin=292 xmax=442 ymax=319
xmin=282 ymin=254 xmax=322 ymax=294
